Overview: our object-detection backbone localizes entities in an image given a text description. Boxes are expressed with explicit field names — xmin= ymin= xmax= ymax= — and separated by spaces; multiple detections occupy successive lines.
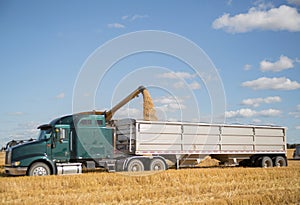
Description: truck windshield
xmin=37 ymin=129 xmax=52 ymax=140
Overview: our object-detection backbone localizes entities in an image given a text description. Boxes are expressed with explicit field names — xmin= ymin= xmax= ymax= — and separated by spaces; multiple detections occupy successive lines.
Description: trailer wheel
xmin=274 ymin=156 xmax=287 ymax=167
xmin=127 ymin=159 xmax=144 ymax=172
xmin=150 ymin=158 xmax=166 ymax=171
xmin=261 ymin=156 xmax=273 ymax=168
xmin=28 ymin=162 xmax=51 ymax=176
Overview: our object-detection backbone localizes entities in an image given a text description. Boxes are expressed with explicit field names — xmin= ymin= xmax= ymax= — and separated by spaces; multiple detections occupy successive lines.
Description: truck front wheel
xmin=28 ymin=162 xmax=51 ymax=176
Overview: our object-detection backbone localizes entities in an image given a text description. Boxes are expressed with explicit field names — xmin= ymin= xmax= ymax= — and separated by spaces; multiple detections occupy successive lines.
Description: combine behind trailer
xmin=293 ymin=145 xmax=300 ymax=159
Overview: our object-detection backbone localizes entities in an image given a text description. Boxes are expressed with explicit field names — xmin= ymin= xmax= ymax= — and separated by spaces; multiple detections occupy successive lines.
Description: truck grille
xmin=5 ymin=149 xmax=12 ymax=165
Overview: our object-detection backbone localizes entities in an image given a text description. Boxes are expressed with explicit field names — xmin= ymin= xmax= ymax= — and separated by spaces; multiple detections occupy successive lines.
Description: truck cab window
xmin=38 ymin=129 xmax=52 ymax=140
xmin=79 ymin=119 xmax=92 ymax=126
xmin=96 ymin=120 xmax=103 ymax=126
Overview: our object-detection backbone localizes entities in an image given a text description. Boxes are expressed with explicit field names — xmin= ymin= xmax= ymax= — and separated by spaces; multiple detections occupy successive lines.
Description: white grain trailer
xmin=115 ymin=119 xmax=287 ymax=168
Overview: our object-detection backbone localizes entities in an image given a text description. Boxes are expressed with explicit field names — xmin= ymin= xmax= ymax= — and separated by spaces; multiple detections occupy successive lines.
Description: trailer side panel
xmin=114 ymin=120 xmax=286 ymax=155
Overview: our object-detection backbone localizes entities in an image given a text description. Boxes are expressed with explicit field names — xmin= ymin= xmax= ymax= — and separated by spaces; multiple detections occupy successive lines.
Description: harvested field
xmin=0 ymin=150 xmax=299 ymax=205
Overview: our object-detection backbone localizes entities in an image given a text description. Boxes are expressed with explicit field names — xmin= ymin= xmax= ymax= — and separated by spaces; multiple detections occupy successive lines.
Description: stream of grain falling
xmin=142 ymin=89 xmax=158 ymax=121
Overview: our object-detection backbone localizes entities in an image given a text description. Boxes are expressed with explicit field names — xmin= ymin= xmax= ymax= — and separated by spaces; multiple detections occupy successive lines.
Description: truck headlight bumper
xmin=12 ymin=161 xmax=21 ymax=166
xmin=5 ymin=166 xmax=27 ymax=176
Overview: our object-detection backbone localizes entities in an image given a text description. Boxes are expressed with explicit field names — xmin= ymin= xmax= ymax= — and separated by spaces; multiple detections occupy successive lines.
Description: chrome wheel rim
xmin=33 ymin=167 xmax=48 ymax=176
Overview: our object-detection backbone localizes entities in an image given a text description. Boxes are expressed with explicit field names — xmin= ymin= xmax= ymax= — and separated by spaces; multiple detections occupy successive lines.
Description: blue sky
xmin=1 ymin=0 xmax=300 ymax=146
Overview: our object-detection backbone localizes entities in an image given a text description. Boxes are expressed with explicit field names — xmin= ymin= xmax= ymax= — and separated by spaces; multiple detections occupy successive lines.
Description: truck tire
xmin=274 ymin=156 xmax=287 ymax=167
xmin=28 ymin=162 xmax=51 ymax=176
xmin=261 ymin=156 xmax=273 ymax=168
xmin=150 ymin=158 xmax=166 ymax=171
xmin=127 ymin=159 xmax=144 ymax=172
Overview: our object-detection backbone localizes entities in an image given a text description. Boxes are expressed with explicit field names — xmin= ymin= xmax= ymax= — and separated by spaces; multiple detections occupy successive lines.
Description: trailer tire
xmin=28 ymin=162 xmax=51 ymax=176
xmin=261 ymin=156 xmax=273 ymax=168
xmin=274 ymin=156 xmax=286 ymax=167
xmin=127 ymin=159 xmax=144 ymax=172
xmin=150 ymin=158 xmax=166 ymax=171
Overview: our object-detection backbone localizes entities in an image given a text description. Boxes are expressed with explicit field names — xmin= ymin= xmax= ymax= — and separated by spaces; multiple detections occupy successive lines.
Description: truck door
xmin=51 ymin=126 xmax=70 ymax=162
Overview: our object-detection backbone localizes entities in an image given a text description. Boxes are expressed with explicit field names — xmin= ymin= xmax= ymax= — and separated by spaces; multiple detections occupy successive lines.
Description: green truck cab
xmin=5 ymin=113 xmax=114 ymax=176
xmin=4 ymin=87 xmax=169 ymax=176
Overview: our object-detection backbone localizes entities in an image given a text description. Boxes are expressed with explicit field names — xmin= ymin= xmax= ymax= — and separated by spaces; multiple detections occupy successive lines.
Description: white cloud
xmin=227 ymin=0 xmax=233 ymax=6
xmin=107 ymin=23 xmax=125 ymax=28
xmin=9 ymin=112 xmax=25 ymax=116
xmin=252 ymin=118 xmax=262 ymax=123
xmin=83 ymin=92 xmax=91 ymax=97
xmin=114 ymin=107 xmax=141 ymax=119
xmin=168 ymin=103 xmax=186 ymax=110
xmin=288 ymin=0 xmax=300 ymax=6
xmin=244 ymin=64 xmax=252 ymax=71
xmin=121 ymin=14 xmax=149 ymax=21
xmin=212 ymin=5 xmax=300 ymax=33
xmin=226 ymin=108 xmax=256 ymax=118
xmin=154 ymin=96 xmax=186 ymax=111
xmin=158 ymin=72 xmax=201 ymax=90
xmin=242 ymin=77 xmax=300 ymax=90
xmin=296 ymin=125 xmax=300 ymax=129
xmin=289 ymin=104 xmax=300 ymax=118
xmin=289 ymin=112 xmax=300 ymax=118
xmin=226 ymin=108 xmax=281 ymax=118
xmin=241 ymin=96 xmax=281 ymax=107
xmin=260 ymin=55 xmax=294 ymax=72
xmin=173 ymin=81 xmax=185 ymax=89
xmin=158 ymin=71 xmax=195 ymax=79
xmin=254 ymin=1 xmax=274 ymax=10
xmin=55 ymin=92 xmax=65 ymax=99
xmin=154 ymin=96 xmax=184 ymax=105
xmin=131 ymin=14 xmax=149 ymax=21
xmin=189 ymin=81 xmax=201 ymax=90
xmin=8 ymin=121 xmax=41 ymax=141
xmin=259 ymin=109 xmax=282 ymax=117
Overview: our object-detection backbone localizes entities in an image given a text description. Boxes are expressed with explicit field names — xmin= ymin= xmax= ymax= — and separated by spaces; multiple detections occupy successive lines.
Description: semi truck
xmin=4 ymin=86 xmax=287 ymax=176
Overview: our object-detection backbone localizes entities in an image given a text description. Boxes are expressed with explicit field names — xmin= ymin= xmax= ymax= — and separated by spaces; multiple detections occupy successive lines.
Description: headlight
xmin=12 ymin=161 xmax=21 ymax=166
